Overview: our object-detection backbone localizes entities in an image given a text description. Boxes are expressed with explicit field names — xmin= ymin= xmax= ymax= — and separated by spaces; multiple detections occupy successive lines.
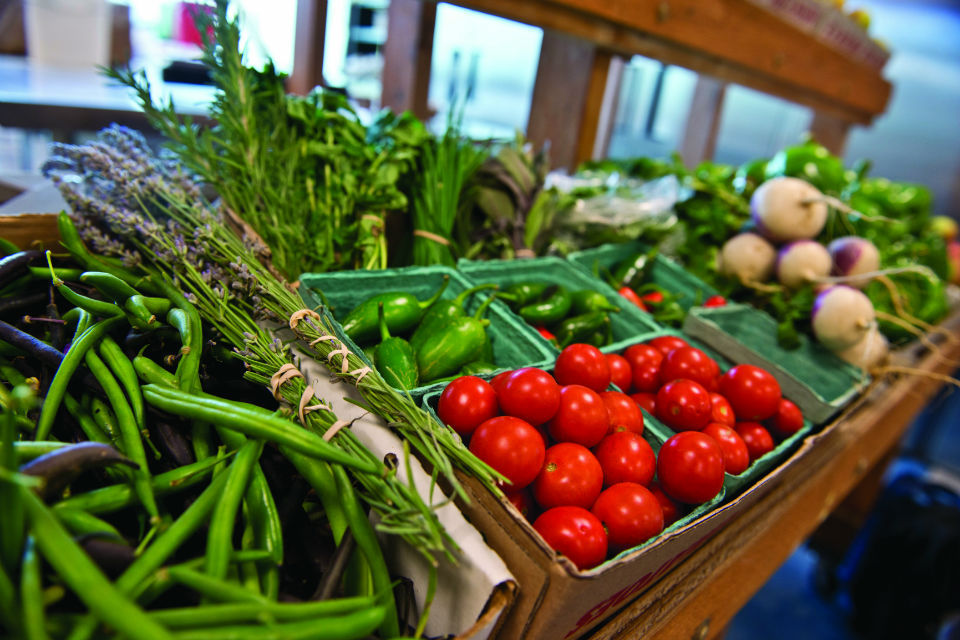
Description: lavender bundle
xmin=43 ymin=126 xmax=500 ymax=561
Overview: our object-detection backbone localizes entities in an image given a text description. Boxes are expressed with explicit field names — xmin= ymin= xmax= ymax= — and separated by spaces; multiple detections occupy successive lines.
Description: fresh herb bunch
xmin=105 ymin=0 xmax=417 ymax=279
xmin=408 ymin=119 xmax=488 ymax=266
xmin=457 ymin=132 xmax=554 ymax=260
xmin=43 ymin=126 xmax=502 ymax=562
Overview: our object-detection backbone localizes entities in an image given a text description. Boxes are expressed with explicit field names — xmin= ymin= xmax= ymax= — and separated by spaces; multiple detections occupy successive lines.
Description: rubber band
xmin=327 ymin=344 xmax=352 ymax=373
xmin=350 ymin=366 xmax=372 ymax=384
xmin=297 ymin=384 xmax=331 ymax=424
xmin=289 ymin=308 xmax=323 ymax=330
xmin=362 ymin=214 xmax=384 ymax=225
xmin=413 ymin=229 xmax=451 ymax=246
xmin=322 ymin=419 xmax=351 ymax=442
xmin=309 ymin=334 xmax=339 ymax=348
xmin=269 ymin=363 xmax=303 ymax=400
xmin=515 ymin=248 xmax=536 ymax=258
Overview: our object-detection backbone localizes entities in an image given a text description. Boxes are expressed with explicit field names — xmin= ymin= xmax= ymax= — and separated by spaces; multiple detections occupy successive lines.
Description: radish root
xmin=874 ymin=274 xmax=958 ymax=345
xmin=801 ymin=194 xmax=897 ymax=224
xmin=875 ymin=310 xmax=960 ymax=366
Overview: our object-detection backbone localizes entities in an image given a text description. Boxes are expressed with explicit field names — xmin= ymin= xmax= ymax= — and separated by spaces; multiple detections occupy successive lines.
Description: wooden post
xmin=528 ymin=30 xmax=613 ymax=171
xmin=809 ymin=111 xmax=853 ymax=157
xmin=288 ymin=0 xmax=328 ymax=95
xmin=380 ymin=0 xmax=437 ymax=120
xmin=590 ymin=55 xmax=626 ymax=162
xmin=678 ymin=75 xmax=727 ymax=168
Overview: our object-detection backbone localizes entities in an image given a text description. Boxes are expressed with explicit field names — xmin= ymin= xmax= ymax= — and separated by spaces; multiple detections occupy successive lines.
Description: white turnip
xmin=750 ymin=177 xmax=828 ymax=243
xmin=811 ymin=285 xmax=876 ymax=351
xmin=718 ymin=232 xmax=777 ymax=285
xmin=827 ymin=236 xmax=881 ymax=288
xmin=833 ymin=328 xmax=889 ymax=370
xmin=776 ymin=240 xmax=832 ymax=289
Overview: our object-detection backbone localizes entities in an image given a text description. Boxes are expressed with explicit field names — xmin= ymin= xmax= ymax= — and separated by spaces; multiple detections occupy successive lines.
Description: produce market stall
xmin=3 ymin=3 xmax=957 ymax=640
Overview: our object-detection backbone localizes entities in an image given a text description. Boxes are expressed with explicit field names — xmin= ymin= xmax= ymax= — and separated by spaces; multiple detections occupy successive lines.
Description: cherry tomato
xmin=554 ymin=343 xmax=611 ymax=392
xmin=630 ymin=392 xmax=656 ymax=415
xmin=645 ymin=335 xmax=689 ymax=356
xmin=600 ymin=390 xmax=644 ymax=435
xmin=498 ymin=367 xmax=561 ymax=425
xmin=709 ymin=392 xmax=736 ymax=426
xmin=735 ymin=422 xmax=775 ymax=462
xmin=655 ymin=379 xmax=712 ymax=431
xmin=658 ymin=346 xmax=720 ymax=391
xmin=718 ymin=365 xmax=782 ymax=421
xmin=593 ymin=431 xmax=656 ymax=487
xmin=618 ymin=286 xmax=647 ymax=311
xmin=605 ymin=353 xmax=633 ymax=392
xmin=438 ymin=376 xmax=498 ymax=436
xmin=702 ymin=422 xmax=750 ymax=475
xmin=656 ymin=431 xmax=725 ymax=504
xmin=641 ymin=291 xmax=664 ymax=304
xmin=648 ymin=481 xmax=682 ymax=526
xmin=703 ymin=295 xmax=728 ymax=308
xmin=505 ymin=488 xmax=535 ymax=520
xmin=591 ymin=482 xmax=664 ymax=550
xmin=623 ymin=344 xmax=663 ymax=393
xmin=547 ymin=384 xmax=609 ymax=448
xmin=469 ymin=416 xmax=545 ymax=490
xmin=536 ymin=326 xmax=557 ymax=342
xmin=533 ymin=506 xmax=608 ymax=570
xmin=533 ymin=442 xmax=604 ymax=509
xmin=490 ymin=369 xmax=515 ymax=394
xmin=769 ymin=398 xmax=805 ymax=437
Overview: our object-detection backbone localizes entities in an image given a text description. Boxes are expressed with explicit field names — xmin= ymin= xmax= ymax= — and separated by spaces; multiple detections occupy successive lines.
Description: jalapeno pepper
xmin=417 ymin=294 xmax=496 ymax=383
xmin=373 ymin=303 xmax=418 ymax=390
xmin=498 ymin=281 xmax=550 ymax=308
xmin=340 ymin=276 xmax=450 ymax=344
xmin=570 ymin=290 xmax=620 ymax=315
xmin=518 ymin=284 xmax=572 ymax=326
xmin=554 ymin=311 xmax=611 ymax=348
xmin=410 ymin=283 xmax=497 ymax=352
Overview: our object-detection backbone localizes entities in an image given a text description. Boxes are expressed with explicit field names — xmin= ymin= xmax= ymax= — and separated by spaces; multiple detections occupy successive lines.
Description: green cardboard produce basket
xmin=298 ymin=265 xmax=557 ymax=401
xmin=456 ymin=256 xmax=660 ymax=350
xmin=568 ymin=241 xmax=721 ymax=313
xmin=683 ymin=304 xmax=869 ymax=425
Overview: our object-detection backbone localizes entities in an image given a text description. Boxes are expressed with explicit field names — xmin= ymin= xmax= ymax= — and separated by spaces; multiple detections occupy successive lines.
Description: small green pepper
xmin=554 ymin=311 xmax=611 ymax=348
xmin=373 ymin=303 xmax=418 ymax=390
xmin=519 ymin=285 xmax=572 ymax=326
xmin=340 ymin=275 xmax=450 ymax=345
xmin=460 ymin=361 xmax=497 ymax=375
xmin=409 ymin=283 xmax=497 ymax=352
xmin=498 ymin=281 xmax=550 ymax=308
xmin=764 ymin=140 xmax=847 ymax=195
xmin=417 ymin=294 xmax=496 ymax=383
xmin=608 ymin=253 xmax=652 ymax=290
xmin=570 ymin=289 xmax=620 ymax=315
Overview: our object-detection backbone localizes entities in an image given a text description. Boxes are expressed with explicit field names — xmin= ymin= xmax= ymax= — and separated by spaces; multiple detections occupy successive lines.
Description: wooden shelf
xmin=585 ymin=311 xmax=960 ymax=639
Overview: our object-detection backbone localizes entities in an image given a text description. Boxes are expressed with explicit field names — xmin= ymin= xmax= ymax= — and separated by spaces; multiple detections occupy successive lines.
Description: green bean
xmin=166 ymin=305 xmax=201 ymax=394
xmin=281 ymin=450 xmax=348 ymax=543
xmin=165 ymin=564 xmax=266 ymax=605
xmin=133 ymin=355 xmax=178 ymax=388
xmin=0 ymin=407 xmax=23 ymax=574
xmin=20 ymin=536 xmax=49 ymax=640
xmin=54 ymin=452 xmax=227 ymax=515
xmin=205 ymin=439 xmax=262 ymax=580
xmin=147 ymin=596 xmax=376 ymax=628
xmin=170 ymin=607 xmax=387 ymax=640
xmin=18 ymin=486 xmax=174 ymax=640
xmin=116 ymin=467 xmax=231 ymax=596
xmin=14 ymin=441 xmax=68 ymax=464
xmin=0 ymin=558 xmax=20 ymax=637
xmin=237 ymin=506 xmax=260 ymax=594
xmin=54 ymin=507 xmax=123 ymax=540
xmin=88 ymin=396 xmax=124 ymax=448
xmin=78 ymin=271 xmax=140 ymax=303
xmin=133 ymin=550 xmax=271 ymax=610
xmin=333 ymin=465 xmax=400 ymax=639
xmin=54 ymin=282 xmax=124 ymax=320
xmin=142 ymin=385 xmax=380 ymax=474
xmin=99 ymin=336 xmax=152 ymax=454
xmin=85 ymin=349 xmax=158 ymax=520
xmin=63 ymin=393 xmax=110 ymax=444
xmin=35 ymin=315 xmax=125 ymax=440
xmin=246 ymin=466 xmax=282 ymax=598
xmin=28 ymin=266 xmax=83 ymax=281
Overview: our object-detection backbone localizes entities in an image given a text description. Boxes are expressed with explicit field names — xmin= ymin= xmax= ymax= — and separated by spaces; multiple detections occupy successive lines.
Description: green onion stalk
xmin=43 ymin=126 xmax=503 ymax=562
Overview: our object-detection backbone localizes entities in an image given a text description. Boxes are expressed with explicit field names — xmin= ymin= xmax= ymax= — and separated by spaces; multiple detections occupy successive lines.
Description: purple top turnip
xmin=776 ymin=240 xmax=832 ymax=289
xmin=827 ymin=236 xmax=880 ymax=289
xmin=811 ymin=285 xmax=876 ymax=351
xmin=750 ymin=177 xmax=828 ymax=243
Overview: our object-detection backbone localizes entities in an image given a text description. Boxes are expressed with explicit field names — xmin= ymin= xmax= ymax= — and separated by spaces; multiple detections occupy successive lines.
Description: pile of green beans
xmin=0 ymin=247 xmax=412 ymax=639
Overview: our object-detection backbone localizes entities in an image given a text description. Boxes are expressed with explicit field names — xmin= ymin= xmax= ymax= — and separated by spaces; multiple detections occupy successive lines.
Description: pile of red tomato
xmin=435 ymin=335 xmax=805 ymax=570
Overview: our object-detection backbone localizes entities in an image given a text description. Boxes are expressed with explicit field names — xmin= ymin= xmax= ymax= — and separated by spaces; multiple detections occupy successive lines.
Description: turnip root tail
xmin=813 ymin=265 xmax=940 ymax=287
xmin=800 ymin=194 xmax=897 ymax=224
xmin=869 ymin=365 xmax=960 ymax=390
xmin=873 ymin=274 xmax=959 ymax=345
xmin=874 ymin=310 xmax=960 ymax=366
